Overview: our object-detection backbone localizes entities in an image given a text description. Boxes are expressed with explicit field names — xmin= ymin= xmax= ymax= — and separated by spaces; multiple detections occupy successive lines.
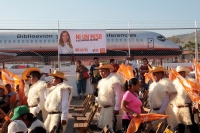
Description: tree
xmin=183 ymin=41 xmax=200 ymax=59
xmin=168 ymin=36 xmax=182 ymax=44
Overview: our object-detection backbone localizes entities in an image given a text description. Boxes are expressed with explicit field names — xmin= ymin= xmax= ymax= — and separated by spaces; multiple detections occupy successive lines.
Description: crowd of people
xmin=0 ymin=68 xmax=72 ymax=133
xmin=0 ymin=55 xmax=199 ymax=133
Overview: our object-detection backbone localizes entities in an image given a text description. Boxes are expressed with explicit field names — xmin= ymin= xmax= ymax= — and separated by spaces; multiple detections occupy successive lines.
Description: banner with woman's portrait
xmin=58 ymin=30 xmax=106 ymax=54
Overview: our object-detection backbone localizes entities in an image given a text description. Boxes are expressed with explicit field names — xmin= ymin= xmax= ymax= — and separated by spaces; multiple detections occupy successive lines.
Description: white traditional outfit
xmin=149 ymin=78 xmax=178 ymax=130
xmin=97 ymin=73 xmax=124 ymax=132
xmin=148 ymin=66 xmax=178 ymax=131
xmin=172 ymin=66 xmax=199 ymax=133
xmin=44 ymin=70 xmax=72 ymax=133
xmin=24 ymin=80 xmax=46 ymax=117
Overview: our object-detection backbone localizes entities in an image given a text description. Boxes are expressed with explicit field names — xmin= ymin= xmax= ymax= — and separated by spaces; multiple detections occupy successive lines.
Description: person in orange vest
xmin=5 ymin=84 xmax=19 ymax=109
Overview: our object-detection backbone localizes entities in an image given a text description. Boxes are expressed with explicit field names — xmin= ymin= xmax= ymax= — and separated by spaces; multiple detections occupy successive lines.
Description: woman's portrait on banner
xmin=58 ymin=30 xmax=74 ymax=54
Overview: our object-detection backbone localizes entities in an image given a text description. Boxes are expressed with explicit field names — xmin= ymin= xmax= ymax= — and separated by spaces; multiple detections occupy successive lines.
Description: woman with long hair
xmin=58 ymin=30 xmax=74 ymax=54
xmin=121 ymin=78 xmax=143 ymax=133
xmin=139 ymin=58 xmax=151 ymax=90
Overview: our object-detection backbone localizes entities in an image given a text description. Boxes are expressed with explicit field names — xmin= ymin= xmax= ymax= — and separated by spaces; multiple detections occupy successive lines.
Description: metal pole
xmin=128 ymin=21 xmax=130 ymax=56
xmin=195 ymin=21 xmax=198 ymax=62
xmin=58 ymin=20 xmax=60 ymax=71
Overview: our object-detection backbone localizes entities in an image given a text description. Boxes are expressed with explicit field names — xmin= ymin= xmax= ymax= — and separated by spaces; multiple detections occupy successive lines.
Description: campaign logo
xmin=93 ymin=49 xmax=99 ymax=52
xmin=75 ymin=48 xmax=88 ymax=52
xmin=100 ymin=48 xmax=106 ymax=53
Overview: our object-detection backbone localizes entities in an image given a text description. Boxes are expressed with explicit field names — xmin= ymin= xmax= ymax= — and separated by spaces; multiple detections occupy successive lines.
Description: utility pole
xmin=128 ymin=21 xmax=130 ymax=56
xmin=58 ymin=20 xmax=60 ymax=71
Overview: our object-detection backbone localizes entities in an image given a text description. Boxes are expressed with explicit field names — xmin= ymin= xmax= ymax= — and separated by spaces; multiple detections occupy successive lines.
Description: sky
xmin=0 ymin=0 xmax=200 ymax=36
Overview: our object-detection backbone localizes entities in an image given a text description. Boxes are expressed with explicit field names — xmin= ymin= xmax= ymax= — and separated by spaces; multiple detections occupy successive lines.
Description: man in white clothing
xmin=97 ymin=62 xmax=124 ymax=132
xmin=148 ymin=66 xmax=178 ymax=132
xmin=11 ymin=105 xmax=46 ymax=133
xmin=44 ymin=70 xmax=72 ymax=133
xmin=172 ymin=66 xmax=199 ymax=133
xmin=8 ymin=120 xmax=28 ymax=133
xmin=22 ymin=68 xmax=46 ymax=120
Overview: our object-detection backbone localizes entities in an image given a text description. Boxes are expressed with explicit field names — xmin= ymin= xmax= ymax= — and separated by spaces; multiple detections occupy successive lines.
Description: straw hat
xmin=176 ymin=66 xmax=191 ymax=73
xmin=149 ymin=66 xmax=168 ymax=73
xmin=97 ymin=62 xmax=114 ymax=72
xmin=22 ymin=68 xmax=40 ymax=80
xmin=0 ymin=85 xmax=8 ymax=95
xmin=48 ymin=70 xmax=68 ymax=81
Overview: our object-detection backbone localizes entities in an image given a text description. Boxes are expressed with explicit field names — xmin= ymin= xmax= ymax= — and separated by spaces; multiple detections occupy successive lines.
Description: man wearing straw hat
xmin=44 ymin=70 xmax=72 ymax=133
xmin=22 ymin=68 xmax=46 ymax=119
xmin=172 ymin=66 xmax=199 ymax=133
xmin=148 ymin=66 xmax=177 ymax=132
xmin=97 ymin=62 xmax=124 ymax=132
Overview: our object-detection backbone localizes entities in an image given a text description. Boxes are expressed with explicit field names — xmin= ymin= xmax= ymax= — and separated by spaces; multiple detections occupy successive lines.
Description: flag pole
xmin=58 ymin=20 xmax=60 ymax=71
xmin=195 ymin=21 xmax=198 ymax=63
xmin=128 ymin=21 xmax=130 ymax=56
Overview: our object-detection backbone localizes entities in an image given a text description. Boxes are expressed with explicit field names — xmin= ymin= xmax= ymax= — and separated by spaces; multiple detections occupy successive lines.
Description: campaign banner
xmin=58 ymin=30 xmax=106 ymax=54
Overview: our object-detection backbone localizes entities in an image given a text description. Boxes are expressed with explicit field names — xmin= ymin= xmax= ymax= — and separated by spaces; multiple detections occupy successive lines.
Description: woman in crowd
xmin=121 ymin=78 xmax=143 ymax=133
xmin=75 ymin=60 xmax=89 ymax=99
xmin=139 ymin=58 xmax=151 ymax=90
xmin=58 ymin=30 xmax=74 ymax=54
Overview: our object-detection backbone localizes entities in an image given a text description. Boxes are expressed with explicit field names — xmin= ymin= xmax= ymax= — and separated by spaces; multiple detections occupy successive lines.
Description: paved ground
xmin=65 ymin=97 xmax=101 ymax=133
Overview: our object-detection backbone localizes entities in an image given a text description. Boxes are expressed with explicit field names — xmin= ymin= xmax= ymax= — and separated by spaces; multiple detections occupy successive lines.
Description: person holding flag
xmin=172 ymin=66 xmax=200 ymax=133
xmin=121 ymin=78 xmax=143 ymax=133
xmin=148 ymin=66 xmax=178 ymax=132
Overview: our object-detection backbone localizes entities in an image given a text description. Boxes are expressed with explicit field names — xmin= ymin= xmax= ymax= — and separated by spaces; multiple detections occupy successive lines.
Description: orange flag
xmin=127 ymin=114 xmax=169 ymax=133
xmin=169 ymin=68 xmax=176 ymax=82
xmin=1 ymin=69 xmax=21 ymax=92
xmin=148 ymin=65 xmax=152 ymax=71
xmin=127 ymin=65 xmax=134 ymax=78
xmin=193 ymin=59 xmax=200 ymax=83
xmin=171 ymin=68 xmax=200 ymax=102
xmin=19 ymin=79 xmax=27 ymax=105
xmin=116 ymin=63 xmax=131 ymax=83
xmin=144 ymin=73 xmax=153 ymax=84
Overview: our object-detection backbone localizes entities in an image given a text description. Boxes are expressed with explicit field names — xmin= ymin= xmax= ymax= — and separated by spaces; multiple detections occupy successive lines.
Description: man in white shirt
xmin=8 ymin=120 xmax=28 ymax=133
xmin=44 ymin=70 xmax=72 ymax=133
xmin=97 ymin=62 xmax=124 ymax=132
xmin=23 ymin=68 xmax=46 ymax=120
xmin=125 ymin=55 xmax=139 ymax=78
xmin=11 ymin=105 xmax=47 ymax=133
